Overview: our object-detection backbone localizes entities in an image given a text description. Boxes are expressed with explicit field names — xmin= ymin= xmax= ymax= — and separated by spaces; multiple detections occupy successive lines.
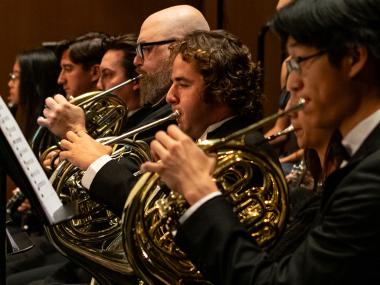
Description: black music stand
xmin=0 ymin=129 xmax=78 ymax=282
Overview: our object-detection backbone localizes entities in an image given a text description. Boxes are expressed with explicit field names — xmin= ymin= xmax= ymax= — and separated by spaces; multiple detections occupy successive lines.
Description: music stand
xmin=0 ymin=97 xmax=78 ymax=282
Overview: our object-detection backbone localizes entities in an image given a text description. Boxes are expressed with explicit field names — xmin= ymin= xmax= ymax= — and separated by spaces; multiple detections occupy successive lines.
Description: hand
xmin=59 ymin=131 xmax=112 ymax=170
xmin=42 ymin=149 xmax=61 ymax=170
xmin=141 ymin=125 xmax=218 ymax=205
xmin=279 ymin=148 xmax=304 ymax=164
xmin=37 ymin=94 xmax=86 ymax=138
xmin=17 ymin=198 xmax=31 ymax=213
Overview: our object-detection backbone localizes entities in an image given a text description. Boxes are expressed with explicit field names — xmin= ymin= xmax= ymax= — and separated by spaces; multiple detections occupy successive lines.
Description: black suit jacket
xmin=88 ymin=101 xmax=173 ymax=216
xmin=175 ymin=123 xmax=380 ymax=285
xmin=89 ymin=115 xmax=274 ymax=216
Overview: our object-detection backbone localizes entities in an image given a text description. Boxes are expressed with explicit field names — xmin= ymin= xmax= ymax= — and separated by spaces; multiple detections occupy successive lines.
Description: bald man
xmin=13 ymin=5 xmax=210 ymax=285
xmin=57 ymin=5 xmax=210 ymax=216
xmin=135 ymin=5 xmax=210 ymax=105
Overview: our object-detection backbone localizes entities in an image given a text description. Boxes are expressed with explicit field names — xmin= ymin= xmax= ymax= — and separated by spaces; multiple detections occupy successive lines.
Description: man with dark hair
xmin=141 ymin=0 xmax=380 ymax=284
xmin=97 ymin=34 xmax=140 ymax=108
xmin=164 ymin=29 xmax=263 ymax=139
xmin=57 ymin=32 xmax=107 ymax=98
xmin=6 ymin=32 xmax=108 ymax=285
xmin=56 ymin=5 xmax=211 ymax=216
xmin=37 ymin=32 xmax=108 ymax=138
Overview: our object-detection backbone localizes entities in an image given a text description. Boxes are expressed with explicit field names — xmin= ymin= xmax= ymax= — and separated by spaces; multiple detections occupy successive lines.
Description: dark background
xmin=0 ymin=0 xmax=282 ymax=117
xmin=0 ymin=0 xmax=283 ymax=197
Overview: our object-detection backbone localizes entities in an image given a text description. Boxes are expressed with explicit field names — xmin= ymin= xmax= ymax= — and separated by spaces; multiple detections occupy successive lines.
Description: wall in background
xmin=0 ymin=0 xmax=282 ymax=116
xmin=0 ymin=0 xmax=283 ymax=197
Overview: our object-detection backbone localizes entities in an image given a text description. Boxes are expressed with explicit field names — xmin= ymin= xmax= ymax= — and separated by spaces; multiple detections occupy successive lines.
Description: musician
xmin=58 ymin=32 xmax=107 ymax=98
xmin=6 ymin=33 xmax=108 ymax=285
xmin=97 ymin=34 xmax=142 ymax=120
xmin=37 ymin=32 xmax=108 ymax=138
xmin=57 ymin=5 xmax=211 ymax=216
xmin=15 ymin=6 xmax=210 ymax=285
xmin=5 ymin=48 xmax=67 ymax=281
xmin=141 ymin=0 xmax=380 ymax=284
xmin=96 ymin=33 xmax=174 ymax=134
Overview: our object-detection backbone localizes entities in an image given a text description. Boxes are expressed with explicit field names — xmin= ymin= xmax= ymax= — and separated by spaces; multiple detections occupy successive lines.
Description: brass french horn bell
xmin=122 ymin=98 xmax=305 ymax=285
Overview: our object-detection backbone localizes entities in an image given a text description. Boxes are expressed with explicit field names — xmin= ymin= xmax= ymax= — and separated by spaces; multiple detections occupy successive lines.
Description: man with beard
xmin=141 ymin=0 xmax=380 ymax=284
xmin=45 ymin=5 xmax=210 ymax=216
xmin=12 ymin=7 xmax=209 ymax=284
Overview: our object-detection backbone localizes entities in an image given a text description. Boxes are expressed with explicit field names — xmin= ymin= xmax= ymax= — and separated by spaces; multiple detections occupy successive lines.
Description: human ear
xmin=90 ymin=64 xmax=101 ymax=82
xmin=347 ymin=46 xmax=368 ymax=78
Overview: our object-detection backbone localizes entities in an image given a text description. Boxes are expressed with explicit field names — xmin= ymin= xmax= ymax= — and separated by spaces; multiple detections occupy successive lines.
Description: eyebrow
xmin=172 ymin=76 xmax=192 ymax=83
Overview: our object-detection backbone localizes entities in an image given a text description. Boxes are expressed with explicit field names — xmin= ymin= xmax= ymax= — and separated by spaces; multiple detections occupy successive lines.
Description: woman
xmin=8 ymin=47 xmax=62 ymax=143
xmin=5 ymin=47 xmax=72 ymax=285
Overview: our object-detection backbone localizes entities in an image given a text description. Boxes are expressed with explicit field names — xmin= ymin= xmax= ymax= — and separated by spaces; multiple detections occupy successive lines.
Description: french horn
xmin=32 ymin=75 xmax=142 ymax=171
xmin=45 ymin=111 xmax=179 ymax=285
xmin=122 ymin=100 xmax=304 ymax=285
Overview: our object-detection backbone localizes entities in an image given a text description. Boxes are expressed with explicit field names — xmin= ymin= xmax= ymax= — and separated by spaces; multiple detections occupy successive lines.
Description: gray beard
xmin=139 ymin=61 xmax=172 ymax=106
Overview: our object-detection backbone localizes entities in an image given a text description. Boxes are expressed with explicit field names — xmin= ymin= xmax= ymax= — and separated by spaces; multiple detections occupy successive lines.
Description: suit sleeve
xmin=88 ymin=157 xmax=139 ymax=217
xmin=175 ymin=150 xmax=380 ymax=285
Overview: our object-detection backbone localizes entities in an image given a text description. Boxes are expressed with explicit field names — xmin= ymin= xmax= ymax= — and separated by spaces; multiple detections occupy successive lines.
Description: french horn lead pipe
xmin=94 ymin=74 xmax=143 ymax=98
xmin=104 ymin=110 xmax=180 ymax=145
xmin=76 ymin=74 xmax=143 ymax=105
xmin=208 ymin=98 xmax=305 ymax=150
xmin=264 ymin=124 xmax=295 ymax=143
xmin=133 ymin=99 xmax=304 ymax=176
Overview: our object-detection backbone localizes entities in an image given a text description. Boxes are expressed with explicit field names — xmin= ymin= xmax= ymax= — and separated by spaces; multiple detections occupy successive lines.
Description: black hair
xmin=170 ymin=30 xmax=263 ymax=122
xmin=68 ymin=32 xmax=109 ymax=70
xmin=272 ymin=0 xmax=380 ymax=75
xmin=17 ymin=47 xmax=62 ymax=141
xmin=101 ymin=34 xmax=138 ymax=79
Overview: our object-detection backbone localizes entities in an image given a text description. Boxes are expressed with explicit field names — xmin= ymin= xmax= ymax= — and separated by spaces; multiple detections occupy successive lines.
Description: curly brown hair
xmin=169 ymin=30 xmax=263 ymax=121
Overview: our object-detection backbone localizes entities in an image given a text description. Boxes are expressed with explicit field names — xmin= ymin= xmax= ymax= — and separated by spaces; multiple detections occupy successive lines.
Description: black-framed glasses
xmin=286 ymin=50 xmax=327 ymax=74
xmin=9 ymin=72 xmax=20 ymax=81
xmin=136 ymin=39 xmax=176 ymax=61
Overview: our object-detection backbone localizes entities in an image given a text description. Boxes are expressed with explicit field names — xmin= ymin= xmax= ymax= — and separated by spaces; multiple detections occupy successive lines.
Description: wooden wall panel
xmin=0 ymin=0 xmax=283 ymax=197
xmin=1 ymin=0 xmax=282 ymax=116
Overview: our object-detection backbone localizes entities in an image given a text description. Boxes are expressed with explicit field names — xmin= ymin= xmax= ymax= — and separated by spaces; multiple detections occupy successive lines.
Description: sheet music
xmin=0 ymin=97 xmax=63 ymax=224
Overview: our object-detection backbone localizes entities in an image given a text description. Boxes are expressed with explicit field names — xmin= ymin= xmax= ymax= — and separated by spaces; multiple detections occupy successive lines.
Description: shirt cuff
xmin=179 ymin=191 xmax=222 ymax=224
xmin=81 ymin=155 xmax=112 ymax=189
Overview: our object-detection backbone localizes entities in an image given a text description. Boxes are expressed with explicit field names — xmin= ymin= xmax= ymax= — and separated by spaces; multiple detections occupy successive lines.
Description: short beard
xmin=138 ymin=59 xmax=172 ymax=106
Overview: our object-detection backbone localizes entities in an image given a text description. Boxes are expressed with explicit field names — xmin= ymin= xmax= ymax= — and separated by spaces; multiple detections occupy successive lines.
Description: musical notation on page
xmin=0 ymin=97 xmax=63 ymax=224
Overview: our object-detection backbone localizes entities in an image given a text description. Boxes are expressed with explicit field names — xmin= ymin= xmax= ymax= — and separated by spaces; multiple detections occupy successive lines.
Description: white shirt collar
xmin=197 ymin=116 xmax=235 ymax=142
xmin=342 ymin=109 xmax=380 ymax=157
xmin=127 ymin=107 xmax=142 ymax=118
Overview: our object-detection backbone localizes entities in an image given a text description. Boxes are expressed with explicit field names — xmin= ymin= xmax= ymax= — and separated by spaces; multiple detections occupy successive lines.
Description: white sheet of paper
xmin=0 ymin=97 xmax=63 ymax=224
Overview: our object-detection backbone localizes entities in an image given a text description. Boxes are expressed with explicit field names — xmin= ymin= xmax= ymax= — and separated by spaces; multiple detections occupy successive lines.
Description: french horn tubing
xmin=122 ymin=99 xmax=304 ymax=285
xmin=32 ymin=75 xmax=142 ymax=171
xmin=45 ymin=111 xmax=179 ymax=285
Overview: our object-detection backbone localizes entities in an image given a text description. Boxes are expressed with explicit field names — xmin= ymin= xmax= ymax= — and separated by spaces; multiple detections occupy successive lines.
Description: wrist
xmin=183 ymin=176 xmax=218 ymax=205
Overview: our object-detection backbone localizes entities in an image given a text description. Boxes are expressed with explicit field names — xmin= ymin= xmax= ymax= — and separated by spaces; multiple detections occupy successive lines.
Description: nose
xmin=286 ymin=70 xmax=303 ymax=95
xmin=57 ymin=70 xmax=65 ymax=85
xmin=96 ymin=77 xmax=104 ymax=91
xmin=133 ymin=53 xmax=142 ymax=67
xmin=166 ymin=84 xmax=178 ymax=105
